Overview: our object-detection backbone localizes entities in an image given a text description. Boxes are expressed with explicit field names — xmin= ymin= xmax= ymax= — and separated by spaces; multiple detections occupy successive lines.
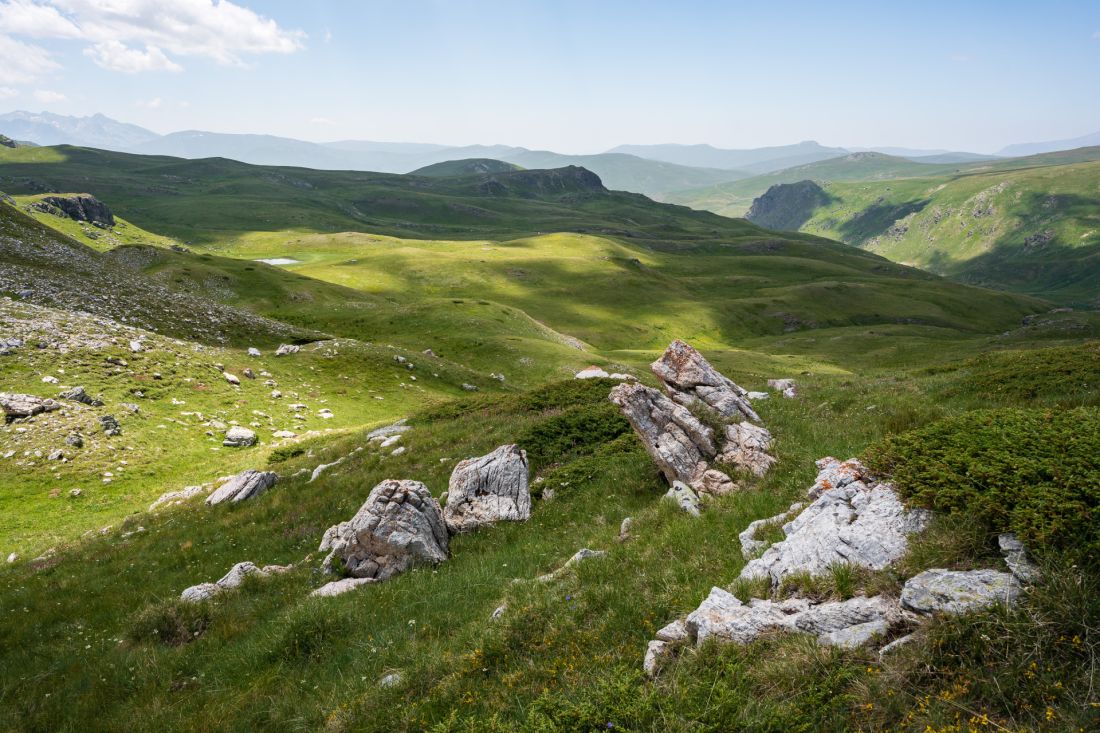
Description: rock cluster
xmin=443 ymin=444 xmax=531 ymax=533
xmin=739 ymin=458 xmax=931 ymax=587
xmin=181 ymin=561 xmax=291 ymax=603
xmin=319 ymin=480 xmax=449 ymax=581
xmin=1 ymin=392 xmax=60 ymax=421
xmin=206 ymin=469 xmax=278 ymax=505
xmin=609 ymin=341 xmax=774 ymax=498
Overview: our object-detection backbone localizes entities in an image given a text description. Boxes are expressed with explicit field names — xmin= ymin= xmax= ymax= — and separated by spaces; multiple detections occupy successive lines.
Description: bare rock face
xmin=901 ymin=568 xmax=1020 ymax=615
xmin=206 ymin=469 xmax=278 ymax=505
xmin=684 ymin=586 xmax=899 ymax=647
xmin=223 ymin=426 xmax=257 ymax=447
xmin=180 ymin=561 xmax=291 ymax=603
xmin=275 ymin=343 xmax=300 ymax=356
xmin=609 ymin=382 xmax=726 ymax=494
xmin=34 ymin=194 xmax=115 ymax=227
xmin=443 ymin=444 xmax=531 ymax=533
xmin=1 ymin=392 xmax=60 ymax=421
xmin=739 ymin=458 xmax=930 ymax=587
xmin=319 ymin=479 xmax=449 ymax=581
xmin=719 ymin=422 xmax=776 ymax=477
xmin=651 ymin=340 xmax=759 ymax=422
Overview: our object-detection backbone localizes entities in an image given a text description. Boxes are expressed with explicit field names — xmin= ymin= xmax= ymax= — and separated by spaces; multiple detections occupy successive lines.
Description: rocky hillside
xmin=745 ymin=180 xmax=832 ymax=231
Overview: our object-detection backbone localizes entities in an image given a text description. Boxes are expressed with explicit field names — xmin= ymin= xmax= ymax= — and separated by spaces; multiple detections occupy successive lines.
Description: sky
xmin=0 ymin=0 xmax=1098 ymax=154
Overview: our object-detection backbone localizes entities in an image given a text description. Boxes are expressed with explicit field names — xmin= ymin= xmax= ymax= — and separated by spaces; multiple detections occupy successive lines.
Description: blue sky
xmin=0 ymin=0 xmax=1098 ymax=153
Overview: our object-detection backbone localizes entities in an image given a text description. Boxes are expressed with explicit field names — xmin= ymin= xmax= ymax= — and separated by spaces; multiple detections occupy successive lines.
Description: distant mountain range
xmin=997 ymin=130 xmax=1100 ymax=157
xmin=1 ymin=110 xmax=1097 ymax=199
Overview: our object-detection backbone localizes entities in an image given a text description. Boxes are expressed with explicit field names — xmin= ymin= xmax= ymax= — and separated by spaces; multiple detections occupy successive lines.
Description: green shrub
xmin=935 ymin=342 xmax=1100 ymax=406
xmin=863 ymin=407 xmax=1100 ymax=561
xmin=517 ymin=402 xmax=630 ymax=472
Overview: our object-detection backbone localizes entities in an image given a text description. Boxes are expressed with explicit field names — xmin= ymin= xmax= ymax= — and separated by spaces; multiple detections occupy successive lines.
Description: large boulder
xmin=319 ymin=480 xmax=449 ymax=581
xmin=443 ymin=444 xmax=531 ymax=533
xmin=739 ymin=458 xmax=930 ymax=587
xmin=901 ymin=568 xmax=1020 ymax=615
xmin=223 ymin=426 xmax=257 ymax=447
xmin=609 ymin=382 xmax=731 ymax=495
xmin=205 ymin=469 xmax=278 ymax=505
xmin=0 ymin=392 xmax=60 ymax=421
xmin=34 ymin=194 xmax=115 ymax=227
xmin=650 ymin=340 xmax=759 ymax=422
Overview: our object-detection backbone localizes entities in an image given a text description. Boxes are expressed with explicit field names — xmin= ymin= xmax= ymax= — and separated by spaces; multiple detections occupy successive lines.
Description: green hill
xmin=411 ymin=158 xmax=523 ymax=177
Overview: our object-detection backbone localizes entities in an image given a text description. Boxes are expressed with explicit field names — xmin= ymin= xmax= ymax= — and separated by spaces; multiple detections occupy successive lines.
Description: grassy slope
xmin=411 ymin=159 xmax=523 ymax=177
xmin=1 ymin=344 xmax=1097 ymax=732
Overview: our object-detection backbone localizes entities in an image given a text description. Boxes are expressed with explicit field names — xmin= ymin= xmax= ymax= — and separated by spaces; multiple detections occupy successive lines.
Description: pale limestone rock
xmin=443 ymin=444 xmax=530 ymax=533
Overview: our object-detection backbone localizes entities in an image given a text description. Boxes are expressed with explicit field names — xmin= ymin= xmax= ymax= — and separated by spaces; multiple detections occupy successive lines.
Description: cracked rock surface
xmin=205 ymin=469 xmax=278 ymax=505
xmin=651 ymin=339 xmax=759 ymax=422
xmin=443 ymin=444 xmax=531 ymax=533
xmin=319 ymin=479 xmax=449 ymax=581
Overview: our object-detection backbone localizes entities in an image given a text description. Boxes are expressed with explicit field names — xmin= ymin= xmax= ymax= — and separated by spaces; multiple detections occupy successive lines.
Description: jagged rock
xmin=618 ymin=516 xmax=634 ymax=542
xmin=242 ymin=368 xmax=255 ymax=380
xmin=740 ymin=458 xmax=930 ymax=587
xmin=767 ymin=378 xmax=798 ymax=398
xmin=319 ymin=480 xmax=449 ymax=581
xmin=738 ymin=502 xmax=804 ymax=559
xmin=575 ymin=365 xmax=610 ymax=379
xmin=998 ymin=533 xmax=1040 ymax=582
xmin=311 ymin=577 xmax=375 ymax=598
xmin=685 ymin=587 xmax=899 ymax=647
xmin=1 ymin=392 xmax=60 ymax=420
xmin=655 ymin=618 xmax=689 ymax=643
xmin=99 ymin=415 xmax=121 ymax=436
xmin=248 ymin=347 xmax=261 ymax=357
xmin=537 ymin=548 xmax=607 ymax=582
xmin=47 ymin=449 xmax=63 ymax=461
xmin=443 ymin=444 xmax=531 ymax=533
xmin=224 ymin=373 xmax=241 ymax=386
xmin=64 ymin=433 xmax=83 ymax=448
xmin=718 ymin=422 xmax=776 ymax=477
xmin=609 ymin=382 xmax=730 ymax=494
xmin=206 ymin=469 xmax=278 ymax=505
xmin=58 ymin=386 xmax=103 ymax=407
xmin=150 ymin=485 xmax=205 ymax=511
xmin=663 ymin=481 xmax=701 ymax=516
xmin=33 ymin=194 xmax=115 ymax=227
xmin=181 ymin=561 xmax=290 ymax=603
xmin=901 ymin=568 xmax=1020 ymax=615
xmin=223 ymin=426 xmax=256 ymax=447
xmin=651 ymin=340 xmax=759 ymax=422
xmin=275 ymin=344 xmax=300 ymax=356
xmin=644 ymin=640 xmax=670 ymax=677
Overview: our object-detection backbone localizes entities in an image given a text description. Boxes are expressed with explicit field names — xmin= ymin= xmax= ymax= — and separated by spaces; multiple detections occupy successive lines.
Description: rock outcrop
xmin=58 ymin=385 xmax=103 ymax=406
xmin=652 ymin=340 xmax=759 ymax=422
xmin=205 ymin=469 xmax=278 ymax=505
xmin=901 ymin=568 xmax=1020 ymax=615
xmin=609 ymin=341 xmax=774 ymax=499
xmin=0 ymin=392 xmax=60 ymax=421
xmin=32 ymin=194 xmax=115 ymax=227
xmin=319 ymin=479 xmax=449 ymax=581
xmin=180 ymin=561 xmax=290 ymax=603
xmin=739 ymin=458 xmax=930 ymax=587
xmin=442 ymin=444 xmax=531 ymax=533
xmin=610 ymin=382 xmax=733 ymax=495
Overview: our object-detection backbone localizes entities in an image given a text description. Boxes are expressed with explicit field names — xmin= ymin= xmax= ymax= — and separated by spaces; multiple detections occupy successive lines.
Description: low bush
xmin=863 ymin=407 xmax=1100 ymax=562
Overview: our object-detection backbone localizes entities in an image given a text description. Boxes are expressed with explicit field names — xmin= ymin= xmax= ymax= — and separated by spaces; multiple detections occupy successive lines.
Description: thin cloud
xmin=136 ymin=96 xmax=163 ymax=109
xmin=33 ymin=89 xmax=65 ymax=102
xmin=0 ymin=33 xmax=60 ymax=83
xmin=85 ymin=40 xmax=182 ymax=73
xmin=0 ymin=86 xmax=18 ymax=99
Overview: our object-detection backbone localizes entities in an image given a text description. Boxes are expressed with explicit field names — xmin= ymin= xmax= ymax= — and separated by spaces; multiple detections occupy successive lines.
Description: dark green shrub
xmin=863 ymin=407 xmax=1100 ymax=561
xmin=936 ymin=343 xmax=1100 ymax=406
xmin=517 ymin=402 xmax=630 ymax=472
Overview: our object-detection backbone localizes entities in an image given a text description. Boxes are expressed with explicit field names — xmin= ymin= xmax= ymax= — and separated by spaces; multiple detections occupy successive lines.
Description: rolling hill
xmin=606 ymin=141 xmax=849 ymax=173
xmin=410 ymin=158 xmax=523 ymax=177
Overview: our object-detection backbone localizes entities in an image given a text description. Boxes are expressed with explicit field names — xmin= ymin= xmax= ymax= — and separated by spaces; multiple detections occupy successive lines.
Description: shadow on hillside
xmin=838 ymin=198 xmax=930 ymax=244
xmin=946 ymin=191 xmax=1100 ymax=307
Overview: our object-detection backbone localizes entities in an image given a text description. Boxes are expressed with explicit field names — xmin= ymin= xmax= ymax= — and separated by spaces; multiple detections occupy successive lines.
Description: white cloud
xmin=33 ymin=89 xmax=66 ymax=102
xmin=85 ymin=40 xmax=181 ymax=72
xmin=0 ymin=33 xmax=60 ymax=83
xmin=0 ymin=0 xmax=80 ymax=37
xmin=0 ymin=86 xmax=18 ymax=99
xmin=0 ymin=0 xmax=305 ymax=76
xmin=135 ymin=96 xmax=162 ymax=109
